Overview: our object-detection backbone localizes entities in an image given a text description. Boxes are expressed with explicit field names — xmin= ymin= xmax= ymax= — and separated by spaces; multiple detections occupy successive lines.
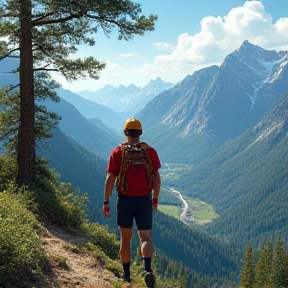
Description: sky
xmin=56 ymin=0 xmax=288 ymax=93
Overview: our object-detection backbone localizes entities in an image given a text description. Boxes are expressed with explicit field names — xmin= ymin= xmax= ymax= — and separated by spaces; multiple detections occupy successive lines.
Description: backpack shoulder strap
xmin=137 ymin=142 xmax=149 ymax=148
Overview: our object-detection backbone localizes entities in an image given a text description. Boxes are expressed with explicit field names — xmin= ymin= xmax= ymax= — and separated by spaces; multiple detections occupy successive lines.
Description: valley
xmin=159 ymin=164 xmax=219 ymax=225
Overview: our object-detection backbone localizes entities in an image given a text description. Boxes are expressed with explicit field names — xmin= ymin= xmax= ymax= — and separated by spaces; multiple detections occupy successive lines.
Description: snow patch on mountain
xmin=269 ymin=55 xmax=288 ymax=84
xmin=236 ymin=46 xmax=288 ymax=110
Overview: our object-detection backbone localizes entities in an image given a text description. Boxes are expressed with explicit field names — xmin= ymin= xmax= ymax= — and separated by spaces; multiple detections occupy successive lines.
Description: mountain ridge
xmin=44 ymin=97 xmax=120 ymax=160
xmin=139 ymin=41 xmax=288 ymax=164
xmin=77 ymin=77 xmax=175 ymax=114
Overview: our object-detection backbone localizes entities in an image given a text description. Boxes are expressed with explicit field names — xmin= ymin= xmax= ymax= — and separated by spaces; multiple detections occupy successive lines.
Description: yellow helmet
xmin=123 ymin=118 xmax=142 ymax=130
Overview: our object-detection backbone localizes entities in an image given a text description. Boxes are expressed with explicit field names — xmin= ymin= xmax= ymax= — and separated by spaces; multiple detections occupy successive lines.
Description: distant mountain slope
xmin=138 ymin=41 xmax=288 ymax=164
xmin=45 ymin=97 xmax=121 ymax=160
xmin=56 ymin=87 xmax=122 ymax=128
xmin=0 ymin=58 xmax=126 ymax=131
xmin=57 ymin=87 xmax=135 ymax=130
xmin=137 ymin=66 xmax=219 ymax=131
xmin=38 ymin=127 xmax=107 ymax=221
xmin=176 ymin=92 xmax=288 ymax=251
xmin=57 ymin=87 xmax=116 ymax=120
xmin=138 ymin=66 xmax=223 ymax=164
xmin=153 ymin=211 xmax=239 ymax=279
xmin=206 ymin=40 xmax=288 ymax=138
xmin=77 ymin=77 xmax=175 ymax=114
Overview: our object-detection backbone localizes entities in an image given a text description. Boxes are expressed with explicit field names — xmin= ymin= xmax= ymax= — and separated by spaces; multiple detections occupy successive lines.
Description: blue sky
xmin=56 ymin=0 xmax=288 ymax=93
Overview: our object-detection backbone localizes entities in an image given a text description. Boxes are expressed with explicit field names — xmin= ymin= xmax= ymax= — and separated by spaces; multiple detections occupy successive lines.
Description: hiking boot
xmin=144 ymin=272 xmax=155 ymax=288
xmin=123 ymin=273 xmax=131 ymax=283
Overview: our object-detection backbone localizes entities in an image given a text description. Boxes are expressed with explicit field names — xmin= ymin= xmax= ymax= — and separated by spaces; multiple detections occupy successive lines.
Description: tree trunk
xmin=17 ymin=0 xmax=35 ymax=186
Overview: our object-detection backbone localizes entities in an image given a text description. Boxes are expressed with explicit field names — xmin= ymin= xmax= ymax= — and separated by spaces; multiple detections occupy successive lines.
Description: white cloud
xmin=139 ymin=1 xmax=288 ymax=82
xmin=153 ymin=42 xmax=175 ymax=51
xmin=104 ymin=61 xmax=122 ymax=71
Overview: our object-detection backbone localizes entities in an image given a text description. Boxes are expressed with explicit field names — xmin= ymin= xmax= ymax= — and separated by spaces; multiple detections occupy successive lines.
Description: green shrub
xmin=0 ymin=191 xmax=45 ymax=283
xmin=82 ymin=223 xmax=120 ymax=260
xmin=47 ymin=255 xmax=69 ymax=270
xmin=27 ymin=165 xmax=89 ymax=229
xmin=84 ymin=242 xmax=108 ymax=265
xmin=0 ymin=154 xmax=17 ymax=191
xmin=105 ymin=262 xmax=122 ymax=278
xmin=63 ymin=243 xmax=82 ymax=254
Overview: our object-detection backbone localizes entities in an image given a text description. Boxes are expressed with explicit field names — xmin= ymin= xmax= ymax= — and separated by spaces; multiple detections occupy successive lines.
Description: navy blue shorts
xmin=117 ymin=196 xmax=152 ymax=230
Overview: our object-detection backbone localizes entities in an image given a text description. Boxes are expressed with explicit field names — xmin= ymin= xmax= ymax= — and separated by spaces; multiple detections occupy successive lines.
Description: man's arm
xmin=152 ymin=170 xmax=161 ymax=211
xmin=103 ymin=173 xmax=117 ymax=217
xmin=104 ymin=173 xmax=117 ymax=202
xmin=153 ymin=170 xmax=161 ymax=199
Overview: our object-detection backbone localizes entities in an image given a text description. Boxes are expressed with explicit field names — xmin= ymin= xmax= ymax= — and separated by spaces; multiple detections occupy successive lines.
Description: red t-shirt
xmin=107 ymin=144 xmax=161 ymax=196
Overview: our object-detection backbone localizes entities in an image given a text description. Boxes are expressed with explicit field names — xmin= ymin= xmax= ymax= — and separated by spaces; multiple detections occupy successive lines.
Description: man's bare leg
xmin=138 ymin=229 xmax=154 ymax=258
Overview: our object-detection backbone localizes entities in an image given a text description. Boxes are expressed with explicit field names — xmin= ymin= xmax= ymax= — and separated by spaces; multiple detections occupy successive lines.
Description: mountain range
xmin=59 ymin=77 xmax=175 ymax=130
xmin=137 ymin=40 xmax=288 ymax=164
xmin=76 ymin=77 xmax=175 ymax=113
xmin=55 ymin=87 xmax=127 ymax=130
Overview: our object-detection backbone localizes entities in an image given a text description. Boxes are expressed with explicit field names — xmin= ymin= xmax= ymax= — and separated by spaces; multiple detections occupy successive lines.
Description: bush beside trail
xmin=0 ymin=190 xmax=45 ymax=284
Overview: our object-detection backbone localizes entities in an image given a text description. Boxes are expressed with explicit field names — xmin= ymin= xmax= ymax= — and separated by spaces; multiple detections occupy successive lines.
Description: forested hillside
xmin=176 ymin=92 xmax=288 ymax=252
xmin=152 ymin=212 xmax=239 ymax=279
xmin=44 ymin=98 xmax=120 ymax=160
xmin=38 ymin=127 xmax=107 ymax=221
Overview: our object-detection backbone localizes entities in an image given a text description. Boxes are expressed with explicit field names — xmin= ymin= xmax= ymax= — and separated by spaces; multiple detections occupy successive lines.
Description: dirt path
xmin=40 ymin=225 xmax=116 ymax=288
xmin=7 ymin=225 xmax=148 ymax=288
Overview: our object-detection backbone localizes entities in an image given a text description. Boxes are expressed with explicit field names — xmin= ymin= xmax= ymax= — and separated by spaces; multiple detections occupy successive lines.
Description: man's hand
xmin=103 ymin=204 xmax=110 ymax=218
xmin=152 ymin=198 xmax=158 ymax=211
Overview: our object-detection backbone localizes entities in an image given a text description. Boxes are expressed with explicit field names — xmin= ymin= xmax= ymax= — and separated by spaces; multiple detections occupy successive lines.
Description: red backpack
xmin=116 ymin=142 xmax=155 ymax=195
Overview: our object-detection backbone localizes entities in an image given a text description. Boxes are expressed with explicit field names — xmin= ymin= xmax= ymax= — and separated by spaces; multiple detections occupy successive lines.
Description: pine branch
xmin=32 ymin=11 xmax=84 ymax=26
xmin=32 ymin=11 xmax=55 ymax=22
xmin=0 ymin=126 xmax=19 ymax=141
xmin=33 ymin=67 xmax=60 ymax=72
xmin=6 ymin=83 xmax=20 ymax=92
xmin=0 ymin=48 xmax=20 ymax=61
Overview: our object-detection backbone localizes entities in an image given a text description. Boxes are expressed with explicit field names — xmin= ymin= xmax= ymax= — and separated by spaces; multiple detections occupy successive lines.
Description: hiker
xmin=103 ymin=118 xmax=161 ymax=288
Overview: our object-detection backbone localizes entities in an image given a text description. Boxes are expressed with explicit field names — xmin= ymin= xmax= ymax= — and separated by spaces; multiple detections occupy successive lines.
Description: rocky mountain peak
xmin=139 ymin=41 xmax=288 ymax=149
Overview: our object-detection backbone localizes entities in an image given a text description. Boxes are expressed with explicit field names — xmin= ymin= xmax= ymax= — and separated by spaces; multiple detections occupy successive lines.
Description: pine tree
xmin=254 ymin=241 xmax=273 ymax=287
xmin=0 ymin=0 xmax=157 ymax=186
xmin=240 ymin=242 xmax=254 ymax=288
xmin=270 ymin=239 xmax=288 ymax=288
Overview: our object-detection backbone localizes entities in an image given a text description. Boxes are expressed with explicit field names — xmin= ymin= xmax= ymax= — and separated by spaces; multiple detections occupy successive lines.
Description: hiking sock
xmin=122 ymin=262 xmax=131 ymax=280
xmin=143 ymin=257 xmax=152 ymax=273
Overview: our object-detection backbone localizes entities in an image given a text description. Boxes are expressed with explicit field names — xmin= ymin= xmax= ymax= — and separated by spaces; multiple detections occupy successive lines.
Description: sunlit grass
xmin=158 ymin=200 xmax=219 ymax=223
xmin=195 ymin=207 xmax=219 ymax=220
xmin=158 ymin=205 xmax=181 ymax=218
xmin=187 ymin=200 xmax=219 ymax=221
